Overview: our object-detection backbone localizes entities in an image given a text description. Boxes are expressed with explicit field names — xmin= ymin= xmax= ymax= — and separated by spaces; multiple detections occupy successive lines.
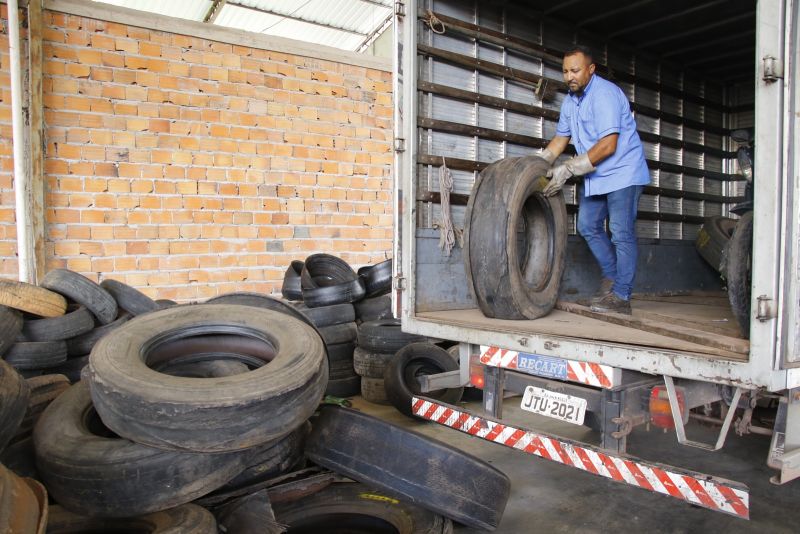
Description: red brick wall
xmin=0 ymin=5 xmax=393 ymax=301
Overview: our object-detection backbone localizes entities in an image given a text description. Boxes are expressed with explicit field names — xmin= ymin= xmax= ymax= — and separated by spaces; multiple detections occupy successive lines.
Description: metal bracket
xmin=534 ymin=77 xmax=548 ymax=100
xmin=394 ymin=137 xmax=406 ymax=152
xmin=417 ymin=370 xmax=464 ymax=392
xmin=663 ymin=376 xmax=742 ymax=451
xmin=756 ymin=295 xmax=775 ymax=322
xmin=395 ymin=0 xmax=406 ymax=17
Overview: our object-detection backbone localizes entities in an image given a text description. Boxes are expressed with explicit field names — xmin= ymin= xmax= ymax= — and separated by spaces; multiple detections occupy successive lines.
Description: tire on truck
xmin=463 ymin=156 xmax=567 ymax=319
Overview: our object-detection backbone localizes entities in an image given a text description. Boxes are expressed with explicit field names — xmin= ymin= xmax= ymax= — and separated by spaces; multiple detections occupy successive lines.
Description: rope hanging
xmin=424 ymin=9 xmax=446 ymax=34
xmin=438 ymin=156 xmax=463 ymax=256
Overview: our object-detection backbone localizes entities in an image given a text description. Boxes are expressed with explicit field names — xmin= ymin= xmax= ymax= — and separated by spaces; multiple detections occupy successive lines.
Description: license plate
xmin=520 ymin=386 xmax=587 ymax=425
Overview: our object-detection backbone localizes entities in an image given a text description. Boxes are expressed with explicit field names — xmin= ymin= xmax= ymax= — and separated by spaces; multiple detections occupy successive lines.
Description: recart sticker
xmin=515 ymin=353 xmax=568 ymax=379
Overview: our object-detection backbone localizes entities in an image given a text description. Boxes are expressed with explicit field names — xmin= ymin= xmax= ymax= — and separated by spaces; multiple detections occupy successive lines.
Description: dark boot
xmin=590 ymin=292 xmax=632 ymax=315
xmin=590 ymin=278 xmax=614 ymax=304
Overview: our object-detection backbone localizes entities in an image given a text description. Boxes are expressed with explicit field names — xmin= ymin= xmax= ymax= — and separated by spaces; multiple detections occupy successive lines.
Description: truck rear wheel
xmin=464 ymin=156 xmax=567 ymax=319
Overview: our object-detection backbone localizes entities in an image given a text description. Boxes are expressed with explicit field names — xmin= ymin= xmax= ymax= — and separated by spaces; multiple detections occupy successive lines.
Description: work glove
xmin=542 ymin=153 xmax=596 ymax=196
xmin=539 ymin=148 xmax=557 ymax=165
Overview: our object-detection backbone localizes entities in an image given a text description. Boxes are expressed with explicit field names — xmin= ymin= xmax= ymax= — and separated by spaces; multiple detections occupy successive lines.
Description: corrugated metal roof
xmin=92 ymin=0 xmax=393 ymax=52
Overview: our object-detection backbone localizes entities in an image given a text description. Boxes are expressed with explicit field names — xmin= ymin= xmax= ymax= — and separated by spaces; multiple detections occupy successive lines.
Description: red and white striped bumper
xmin=479 ymin=345 xmax=618 ymax=388
xmin=412 ymin=396 xmax=749 ymax=519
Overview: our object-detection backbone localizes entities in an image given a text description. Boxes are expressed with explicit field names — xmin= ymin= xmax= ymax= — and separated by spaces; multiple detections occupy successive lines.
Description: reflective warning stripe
xmin=479 ymin=345 xmax=615 ymax=388
xmin=412 ymin=397 xmax=749 ymax=519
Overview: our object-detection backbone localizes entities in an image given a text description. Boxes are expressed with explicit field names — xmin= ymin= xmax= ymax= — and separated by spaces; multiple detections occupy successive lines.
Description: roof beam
xmin=607 ymin=0 xmax=728 ymax=38
xmin=661 ymin=29 xmax=755 ymax=58
xmin=203 ymin=0 xmax=226 ymax=23
xmin=544 ymin=0 xmax=582 ymax=16
xmin=226 ymin=1 xmax=368 ymax=36
xmin=684 ymin=46 xmax=755 ymax=67
xmin=356 ymin=11 xmax=393 ymax=52
xmin=637 ymin=11 xmax=755 ymax=48
xmin=576 ymin=0 xmax=658 ymax=28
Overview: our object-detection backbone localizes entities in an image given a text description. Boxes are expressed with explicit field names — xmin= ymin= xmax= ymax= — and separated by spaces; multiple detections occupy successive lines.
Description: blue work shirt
xmin=556 ymin=74 xmax=650 ymax=196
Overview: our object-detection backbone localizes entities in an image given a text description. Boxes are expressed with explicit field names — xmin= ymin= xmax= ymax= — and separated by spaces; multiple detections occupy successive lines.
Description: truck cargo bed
xmin=416 ymin=292 xmax=748 ymax=361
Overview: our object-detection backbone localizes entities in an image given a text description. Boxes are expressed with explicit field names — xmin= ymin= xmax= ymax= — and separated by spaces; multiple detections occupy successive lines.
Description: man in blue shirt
xmin=539 ymin=45 xmax=650 ymax=315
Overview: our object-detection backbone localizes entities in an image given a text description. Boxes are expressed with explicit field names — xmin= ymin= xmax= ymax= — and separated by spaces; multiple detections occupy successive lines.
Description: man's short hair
xmin=564 ymin=45 xmax=594 ymax=65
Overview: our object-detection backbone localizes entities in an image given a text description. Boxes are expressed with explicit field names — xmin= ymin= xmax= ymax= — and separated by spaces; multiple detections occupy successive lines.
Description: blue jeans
xmin=577 ymin=185 xmax=643 ymax=300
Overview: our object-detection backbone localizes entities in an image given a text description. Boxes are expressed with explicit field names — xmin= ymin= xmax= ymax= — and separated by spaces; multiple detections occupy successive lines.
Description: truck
xmin=391 ymin=0 xmax=799 ymax=519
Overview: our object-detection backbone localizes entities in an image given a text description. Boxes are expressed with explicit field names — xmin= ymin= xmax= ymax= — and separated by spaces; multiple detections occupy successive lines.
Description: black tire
xmin=725 ymin=212 xmax=754 ymax=338
xmin=696 ymin=216 xmax=737 ymax=273
xmin=357 ymin=319 xmax=426 ymax=353
xmin=361 ymin=377 xmax=389 ymax=404
xmin=65 ymin=312 xmax=131 ymax=356
xmin=155 ymin=299 xmax=178 ymax=308
xmin=293 ymin=302 xmax=356 ymax=327
xmin=0 ymin=305 xmax=23 ymax=357
xmin=214 ymin=490 xmax=283 ymax=534
xmin=318 ymin=322 xmax=358 ymax=345
xmin=15 ymin=374 xmax=70 ymax=437
xmin=300 ymin=253 xmax=357 ymax=289
xmin=327 ymin=342 xmax=356 ymax=364
xmin=86 ymin=304 xmax=328 ymax=452
xmin=21 ymin=305 xmax=95 ymax=342
xmin=358 ymin=259 xmax=393 ymax=298
xmin=205 ymin=292 xmax=317 ymax=330
xmin=354 ymin=294 xmax=393 ymax=322
xmin=0 ymin=359 xmax=30 ymax=452
xmin=100 ymin=279 xmax=158 ymax=316
xmin=0 ymin=434 xmax=37 ymax=479
xmin=40 ymin=269 xmax=118 ymax=324
xmin=281 ymin=260 xmax=304 ymax=301
xmin=210 ymin=423 xmax=310 ymax=500
xmin=302 ymin=278 xmax=366 ymax=308
xmin=384 ymin=343 xmax=464 ymax=418
xmin=305 ymin=407 xmax=510 ymax=531
xmin=353 ymin=347 xmax=394 ymax=378
xmin=325 ymin=375 xmax=361 ymax=397
xmin=46 ymin=504 xmax=218 ymax=533
xmin=33 ymin=382 xmax=259 ymax=517
xmin=4 ymin=340 xmax=68 ymax=370
xmin=273 ymin=482 xmax=452 ymax=534
xmin=464 ymin=156 xmax=567 ymax=319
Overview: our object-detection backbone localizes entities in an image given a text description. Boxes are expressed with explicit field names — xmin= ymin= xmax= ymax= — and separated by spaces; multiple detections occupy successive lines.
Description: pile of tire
xmin=0 ymin=269 xmax=176 ymax=383
xmin=1 ymin=288 xmax=511 ymax=531
xmin=281 ymin=254 xmax=394 ymax=398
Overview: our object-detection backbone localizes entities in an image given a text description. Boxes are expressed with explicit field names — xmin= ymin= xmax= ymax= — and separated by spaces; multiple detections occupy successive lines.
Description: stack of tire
xmin=0 ymin=270 xmax=168 ymax=383
xmin=354 ymin=319 xmax=427 ymax=404
xmin=281 ymin=254 xmax=394 ymax=398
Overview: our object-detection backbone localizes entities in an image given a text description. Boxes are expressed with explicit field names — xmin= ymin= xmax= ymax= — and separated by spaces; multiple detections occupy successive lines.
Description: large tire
xmin=384 ymin=343 xmax=464 ymax=417
xmin=696 ymin=216 xmax=737 ymax=273
xmin=0 ymin=279 xmax=67 ymax=317
xmin=325 ymin=375 xmax=361 ymax=397
xmin=305 ymin=407 xmax=510 ymax=531
xmin=100 ymin=279 xmax=158 ymax=316
xmin=361 ymin=376 xmax=390 ymax=404
xmin=46 ymin=504 xmax=217 ymax=533
xmin=357 ymin=319 xmax=426 ymax=353
xmin=86 ymin=304 xmax=327 ymax=452
xmin=21 ymin=306 xmax=95 ymax=342
xmin=318 ymin=322 xmax=358 ymax=345
xmin=0 ymin=360 xmax=30 ymax=452
xmin=0 ymin=305 xmax=23 ymax=356
xmin=40 ymin=269 xmax=118 ymax=324
xmin=33 ymin=382 xmax=259 ymax=517
xmin=725 ymin=212 xmax=753 ymax=338
xmin=464 ymin=156 xmax=567 ymax=319
xmin=46 ymin=354 xmax=90 ymax=384
xmin=273 ymin=482 xmax=452 ymax=534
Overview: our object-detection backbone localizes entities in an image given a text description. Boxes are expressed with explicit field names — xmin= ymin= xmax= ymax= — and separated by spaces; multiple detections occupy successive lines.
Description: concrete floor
xmin=351 ymin=395 xmax=800 ymax=533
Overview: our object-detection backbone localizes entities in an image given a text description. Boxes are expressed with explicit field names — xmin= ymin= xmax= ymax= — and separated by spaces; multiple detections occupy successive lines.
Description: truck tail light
xmin=469 ymin=353 xmax=484 ymax=389
xmin=649 ymin=385 xmax=686 ymax=429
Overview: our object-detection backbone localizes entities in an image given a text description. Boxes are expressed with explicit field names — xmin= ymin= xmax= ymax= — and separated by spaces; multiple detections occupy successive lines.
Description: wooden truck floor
xmin=416 ymin=292 xmax=748 ymax=361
